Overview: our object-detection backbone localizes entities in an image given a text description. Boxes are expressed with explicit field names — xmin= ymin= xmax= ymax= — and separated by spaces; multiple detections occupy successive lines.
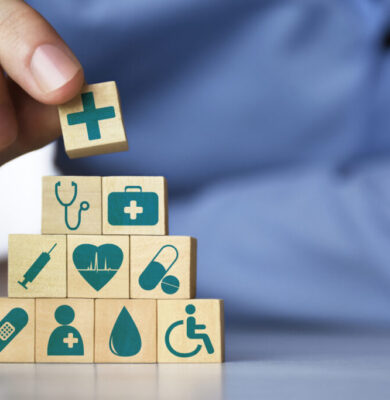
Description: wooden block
xmin=8 ymin=235 xmax=66 ymax=298
xmin=130 ymin=236 xmax=196 ymax=299
xmin=42 ymin=176 xmax=102 ymax=235
xmin=58 ymin=81 xmax=128 ymax=158
xmin=0 ymin=298 xmax=35 ymax=363
xmin=95 ymin=299 xmax=156 ymax=363
xmin=157 ymin=299 xmax=224 ymax=363
xmin=102 ymin=176 xmax=168 ymax=235
xmin=35 ymin=298 xmax=94 ymax=363
xmin=67 ymin=235 xmax=129 ymax=298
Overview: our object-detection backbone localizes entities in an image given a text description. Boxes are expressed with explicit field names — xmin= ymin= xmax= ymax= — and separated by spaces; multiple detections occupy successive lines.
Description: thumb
xmin=0 ymin=0 xmax=84 ymax=105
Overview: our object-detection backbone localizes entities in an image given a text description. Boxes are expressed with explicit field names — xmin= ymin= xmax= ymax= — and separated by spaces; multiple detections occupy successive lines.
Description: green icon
xmin=55 ymin=181 xmax=90 ymax=231
xmin=67 ymin=91 xmax=115 ymax=141
xmin=73 ymin=243 xmax=123 ymax=291
xmin=0 ymin=308 xmax=28 ymax=352
xmin=18 ymin=243 xmax=57 ymax=289
xmin=107 ymin=186 xmax=159 ymax=226
xmin=47 ymin=305 xmax=84 ymax=356
xmin=109 ymin=307 xmax=142 ymax=357
xmin=138 ymin=245 xmax=180 ymax=295
xmin=161 ymin=275 xmax=180 ymax=295
xmin=165 ymin=304 xmax=214 ymax=358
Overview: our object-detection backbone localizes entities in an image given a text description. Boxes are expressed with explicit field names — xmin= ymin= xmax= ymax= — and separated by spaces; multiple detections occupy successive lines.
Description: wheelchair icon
xmin=165 ymin=304 xmax=214 ymax=358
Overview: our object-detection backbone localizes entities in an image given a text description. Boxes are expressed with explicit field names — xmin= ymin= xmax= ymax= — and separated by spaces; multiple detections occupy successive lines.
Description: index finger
xmin=0 ymin=0 xmax=84 ymax=104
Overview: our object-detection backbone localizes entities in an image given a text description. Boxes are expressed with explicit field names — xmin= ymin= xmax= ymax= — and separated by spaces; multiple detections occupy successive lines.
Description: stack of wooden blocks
xmin=2 ymin=175 xmax=224 ymax=363
xmin=0 ymin=81 xmax=224 ymax=364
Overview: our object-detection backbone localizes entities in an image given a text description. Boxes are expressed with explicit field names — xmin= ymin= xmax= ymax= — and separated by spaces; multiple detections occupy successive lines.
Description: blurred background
xmin=2 ymin=0 xmax=390 ymax=331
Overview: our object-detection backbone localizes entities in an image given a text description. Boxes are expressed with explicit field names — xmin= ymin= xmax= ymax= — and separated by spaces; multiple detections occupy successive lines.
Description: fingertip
xmin=33 ymin=62 xmax=85 ymax=105
xmin=0 ymin=1 xmax=86 ymax=106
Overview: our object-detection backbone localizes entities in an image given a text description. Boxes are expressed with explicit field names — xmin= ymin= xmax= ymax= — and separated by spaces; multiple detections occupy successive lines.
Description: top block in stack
xmin=42 ymin=176 xmax=168 ymax=235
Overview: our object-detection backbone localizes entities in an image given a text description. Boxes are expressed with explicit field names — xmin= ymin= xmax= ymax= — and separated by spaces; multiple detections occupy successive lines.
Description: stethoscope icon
xmin=55 ymin=181 xmax=90 ymax=230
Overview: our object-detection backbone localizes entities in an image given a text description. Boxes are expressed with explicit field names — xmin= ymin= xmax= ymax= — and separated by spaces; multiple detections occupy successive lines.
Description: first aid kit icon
xmin=107 ymin=186 xmax=159 ymax=226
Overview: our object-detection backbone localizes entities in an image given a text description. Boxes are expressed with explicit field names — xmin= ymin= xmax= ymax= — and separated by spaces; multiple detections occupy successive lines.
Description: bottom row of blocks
xmin=0 ymin=298 xmax=224 ymax=363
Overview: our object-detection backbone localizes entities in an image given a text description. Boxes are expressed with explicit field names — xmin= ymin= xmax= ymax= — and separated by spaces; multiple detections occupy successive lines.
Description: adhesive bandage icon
xmin=0 ymin=308 xmax=28 ymax=352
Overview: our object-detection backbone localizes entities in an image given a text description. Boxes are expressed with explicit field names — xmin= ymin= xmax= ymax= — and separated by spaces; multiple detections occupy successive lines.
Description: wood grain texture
xmin=0 ymin=298 xmax=35 ymax=363
xmin=130 ymin=236 xmax=196 ymax=299
xmin=157 ymin=299 xmax=224 ymax=363
xmin=67 ymin=235 xmax=130 ymax=298
xmin=102 ymin=176 xmax=168 ymax=235
xmin=8 ymin=235 xmax=66 ymax=298
xmin=95 ymin=299 xmax=157 ymax=363
xmin=35 ymin=298 xmax=94 ymax=363
xmin=42 ymin=176 xmax=102 ymax=235
xmin=58 ymin=81 xmax=128 ymax=158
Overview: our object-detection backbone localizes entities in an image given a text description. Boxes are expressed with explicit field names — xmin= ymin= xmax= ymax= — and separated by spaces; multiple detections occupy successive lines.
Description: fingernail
xmin=30 ymin=44 xmax=81 ymax=93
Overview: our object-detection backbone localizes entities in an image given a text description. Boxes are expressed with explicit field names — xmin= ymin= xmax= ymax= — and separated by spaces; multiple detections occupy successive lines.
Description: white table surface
xmin=0 ymin=325 xmax=390 ymax=400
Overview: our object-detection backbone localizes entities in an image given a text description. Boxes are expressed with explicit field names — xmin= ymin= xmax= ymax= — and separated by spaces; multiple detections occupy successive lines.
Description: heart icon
xmin=72 ymin=244 xmax=124 ymax=291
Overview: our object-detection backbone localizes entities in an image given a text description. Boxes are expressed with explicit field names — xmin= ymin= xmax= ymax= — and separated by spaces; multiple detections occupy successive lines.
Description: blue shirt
xmin=29 ymin=0 xmax=390 ymax=327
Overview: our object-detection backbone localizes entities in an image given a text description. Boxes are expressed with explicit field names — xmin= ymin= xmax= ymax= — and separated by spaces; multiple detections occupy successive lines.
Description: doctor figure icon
xmin=47 ymin=305 xmax=84 ymax=356
xmin=165 ymin=304 xmax=214 ymax=358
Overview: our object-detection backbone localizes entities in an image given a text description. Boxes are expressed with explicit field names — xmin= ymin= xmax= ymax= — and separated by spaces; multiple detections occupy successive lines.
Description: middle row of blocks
xmin=8 ymin=235 xmax=196 ymax=299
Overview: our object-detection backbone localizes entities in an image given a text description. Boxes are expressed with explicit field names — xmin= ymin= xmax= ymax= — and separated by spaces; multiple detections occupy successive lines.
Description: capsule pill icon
xmin=138 ymin=245 xmax=180 ymax=294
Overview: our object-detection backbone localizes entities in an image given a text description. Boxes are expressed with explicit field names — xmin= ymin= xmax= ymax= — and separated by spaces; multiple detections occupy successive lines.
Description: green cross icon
xmin=67 ymin=92 xmax=115 ymax=141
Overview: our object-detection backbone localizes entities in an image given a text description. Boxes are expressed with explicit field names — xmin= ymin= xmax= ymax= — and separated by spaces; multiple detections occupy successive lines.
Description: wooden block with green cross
xmin=58 ymin=81 xmax=128 ymax=159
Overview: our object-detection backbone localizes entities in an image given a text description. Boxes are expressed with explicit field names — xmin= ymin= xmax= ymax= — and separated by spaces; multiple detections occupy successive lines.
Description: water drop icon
xmin=109 ymin=307 xmax=142 ymax=357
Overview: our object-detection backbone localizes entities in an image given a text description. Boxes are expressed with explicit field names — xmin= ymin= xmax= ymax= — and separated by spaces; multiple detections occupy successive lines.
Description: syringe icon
xmin=18 ymin=243 xmax=57 ymax=290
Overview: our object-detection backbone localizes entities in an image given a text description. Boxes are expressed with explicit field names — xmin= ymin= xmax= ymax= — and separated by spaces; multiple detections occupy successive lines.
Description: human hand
xmin=0 ymin=0 xmax=84 ymax=166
